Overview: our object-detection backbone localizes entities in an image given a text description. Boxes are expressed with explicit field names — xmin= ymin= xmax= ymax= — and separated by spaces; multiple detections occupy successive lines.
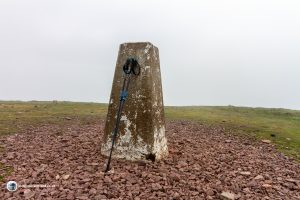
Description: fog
xmin=0 ymin=0 xmax=299 ymax=109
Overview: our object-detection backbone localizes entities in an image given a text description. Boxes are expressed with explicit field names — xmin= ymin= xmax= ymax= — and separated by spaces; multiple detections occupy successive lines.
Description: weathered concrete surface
xmin=101 ymin=42 xmax=168 ymax=161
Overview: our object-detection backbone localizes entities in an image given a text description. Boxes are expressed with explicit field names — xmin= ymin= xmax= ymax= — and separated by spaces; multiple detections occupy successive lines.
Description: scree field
xmin=0 ymin=101 xmax=299 ymax=199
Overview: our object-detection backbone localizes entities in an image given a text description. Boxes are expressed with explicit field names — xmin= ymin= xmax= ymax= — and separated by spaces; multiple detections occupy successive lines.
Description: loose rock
xmin=254 ymin=175 xmax=264 ymax=180
xmin=240 ymin=171 xmax=251 ymax=176
xmin=262 ymin=140 xmax=271 ymax=144
xmin=62 ymin=174 xmax=70 ymax=180
xmin=220 ymin=191 xmax=236 ymax=200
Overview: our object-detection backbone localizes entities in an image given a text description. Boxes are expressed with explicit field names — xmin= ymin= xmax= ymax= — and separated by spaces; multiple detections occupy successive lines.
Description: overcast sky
xmin=0 ymin=0 xmax=299 ymax=109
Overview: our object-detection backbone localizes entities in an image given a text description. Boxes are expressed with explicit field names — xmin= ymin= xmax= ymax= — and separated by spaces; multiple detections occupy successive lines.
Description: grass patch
xmin=0 ymin=163 xmax=13 ymax=182
xmin=0 ymin=101 xmax=107 ymax=136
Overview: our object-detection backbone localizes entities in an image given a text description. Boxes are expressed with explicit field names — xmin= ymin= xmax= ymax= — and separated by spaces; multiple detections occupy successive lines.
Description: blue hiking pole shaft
xmin=105 ymin=99 xmax=125 ymax=172
xmin=105 ymin=75 xmax=131 ymax=172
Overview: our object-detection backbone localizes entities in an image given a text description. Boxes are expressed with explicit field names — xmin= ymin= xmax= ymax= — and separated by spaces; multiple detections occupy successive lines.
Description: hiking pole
xmin=105 ymin=58 xmax=140 ymax=173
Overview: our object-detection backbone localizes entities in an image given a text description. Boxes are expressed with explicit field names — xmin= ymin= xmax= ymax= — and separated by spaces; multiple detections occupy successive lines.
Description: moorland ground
xmin=1 ymin=101 xmax=299 ymax=161
xmin=0 ymin=101 xmax=299 ymax=199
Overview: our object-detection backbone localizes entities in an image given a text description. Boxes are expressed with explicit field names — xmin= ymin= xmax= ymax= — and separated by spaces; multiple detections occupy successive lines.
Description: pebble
xmin=205 ymin=188 xmax=214 ymax=196
xmin=262 ymin=183 xmax=272 ymax=188
xmin=254 ymin=175 xmax=264 ymax=180
xmin=89 ymin=188 xmax=97 ymax=195
xmin=24 ymin=189 xmax=35 ymax=199
xmin=286 ymin=178 xmax=297 ymax=183
xmin=7 ymin=152 xmax=14 ymax=159
xmin=95 ymin=195 xmax=108 ymax=200
xmin=66 ymin=193 xmax=74 ymax=199
xmin=220 ymin=191 xmax=236 ymax=200
xmin=261 ymin=140 xmax=271 ymax=144
xmin=172 ymin=192 xmax=180 ymax=199
xmin=240 ymin=171 xmax=251 ymax=176
xmin=62 ymin=174 xmax=70 ymax=180
xmin=177 ymin=161 xmax=188 ymax=168
xmin=104 ymin=176 xmax=112 ymax=183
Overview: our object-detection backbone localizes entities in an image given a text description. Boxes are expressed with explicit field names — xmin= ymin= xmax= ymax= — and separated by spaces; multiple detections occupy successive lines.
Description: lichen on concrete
xmin=101 ymin=42 xmax=168 ymax=161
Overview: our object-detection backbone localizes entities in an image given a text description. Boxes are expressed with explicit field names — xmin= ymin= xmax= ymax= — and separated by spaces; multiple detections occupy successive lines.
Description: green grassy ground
xmin=0 ymin=101 xmax=107 ymax=136
xmin=0 ymin=101 xmax=299 ymax=162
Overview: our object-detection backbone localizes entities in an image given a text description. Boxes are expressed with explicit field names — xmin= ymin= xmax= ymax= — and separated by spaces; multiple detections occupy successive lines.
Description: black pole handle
xmin=123 ymin=58 xmax=140 ymax=75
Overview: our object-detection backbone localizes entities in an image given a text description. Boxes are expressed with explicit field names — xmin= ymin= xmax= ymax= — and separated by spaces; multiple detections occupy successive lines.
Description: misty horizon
xmin=1 ymin=1 xmax=299 ymax=110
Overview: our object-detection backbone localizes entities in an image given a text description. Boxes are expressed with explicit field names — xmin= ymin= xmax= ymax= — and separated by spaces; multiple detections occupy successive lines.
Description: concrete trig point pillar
xmin=101 ymin=42 xmax=168 ymax=161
